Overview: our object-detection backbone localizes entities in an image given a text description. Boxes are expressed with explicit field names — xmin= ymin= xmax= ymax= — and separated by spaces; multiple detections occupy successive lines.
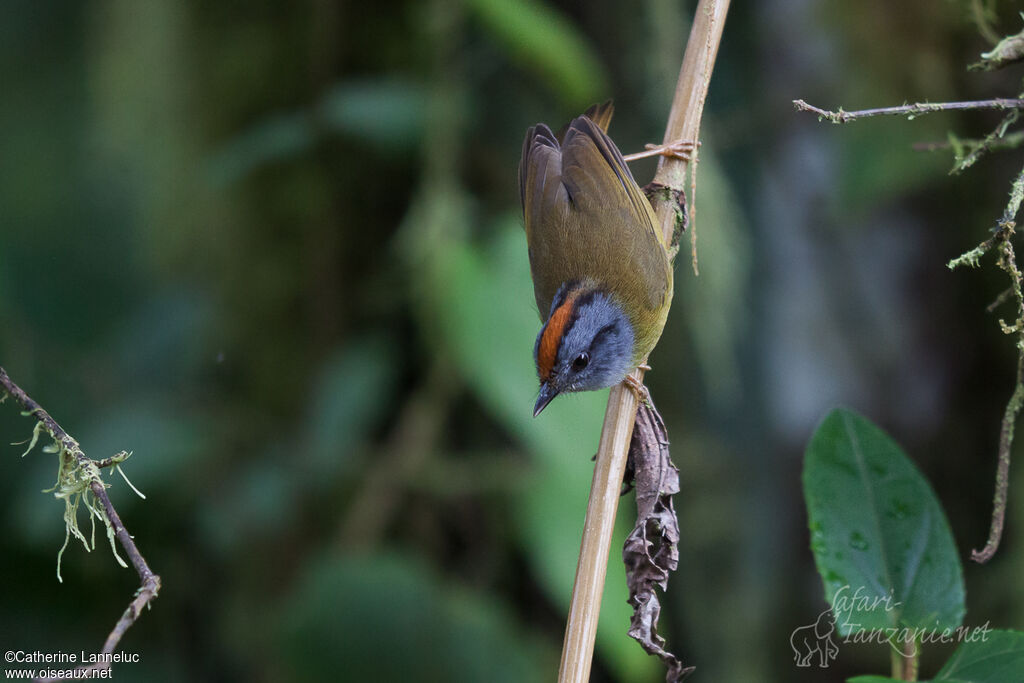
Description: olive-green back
xmin=518 ymin=105 xmax=672 ymax=363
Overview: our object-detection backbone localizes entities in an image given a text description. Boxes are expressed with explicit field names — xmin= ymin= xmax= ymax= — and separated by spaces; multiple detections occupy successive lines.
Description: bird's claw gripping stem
xmin=623 ymin=364 xmax=652 ymax=407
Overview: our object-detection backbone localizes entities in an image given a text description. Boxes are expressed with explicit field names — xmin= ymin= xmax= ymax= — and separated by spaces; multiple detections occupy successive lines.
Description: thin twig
xmin=556 ymin=2 xmax=730 ymax=682
xmin=953 ymin=110 xmax=1020 ymax=173
xmin=972 ymin=332 xmax=1023 ymax=563
xmin=913 ymin=130 xmax=1024 ymax=154
xmin=947 ymin=224 xmax=1011 ymax=271
xmin=970 ymin=221 xmax=1024 ymax=563
xmin=798 ymin=7 xmax=1024 ymax=567
xmin=948 ymin=165 xmax=1024 ymax=562
xmin=0 ymin=367 xmax=160 ymax=680
xmin=793 ymin=98 xmax=1024 ymax=124
xmin=623 ymin=140 xmax=700 ymax=163
xmin=91 ymin=455 xmax=122 ymax=469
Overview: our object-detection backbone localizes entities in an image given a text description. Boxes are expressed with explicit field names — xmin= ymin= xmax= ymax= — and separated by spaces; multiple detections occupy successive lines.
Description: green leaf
xmin=464 ymin=0 xmax=608 ymax=107
xmin=930 ymin=629 xmax=1024 ymax=683
xmin=803 ymin=408 xmax=965 ymax=635
xmin=848 ymin=634 xmax=1024 ymax=683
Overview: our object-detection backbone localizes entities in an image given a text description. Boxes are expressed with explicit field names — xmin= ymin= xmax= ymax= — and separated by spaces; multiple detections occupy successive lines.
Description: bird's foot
xmin=623 ymin=365 xmax=652 ymax=406
xmin=623 ymin=140 xmax=700 ymax=163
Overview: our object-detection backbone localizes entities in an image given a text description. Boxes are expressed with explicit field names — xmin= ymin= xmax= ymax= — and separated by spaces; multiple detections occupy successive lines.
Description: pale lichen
xmin=19 ymin=423 xmax=144 ymax=581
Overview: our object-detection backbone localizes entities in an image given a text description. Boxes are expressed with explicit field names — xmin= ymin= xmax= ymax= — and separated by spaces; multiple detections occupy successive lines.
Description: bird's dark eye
xmin=572 ymin=352 xmax=590 ymax=371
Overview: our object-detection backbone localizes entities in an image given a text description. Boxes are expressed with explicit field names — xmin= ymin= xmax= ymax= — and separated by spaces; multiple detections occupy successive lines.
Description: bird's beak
xmin=533 ymin=383 xmax=559 ymax=417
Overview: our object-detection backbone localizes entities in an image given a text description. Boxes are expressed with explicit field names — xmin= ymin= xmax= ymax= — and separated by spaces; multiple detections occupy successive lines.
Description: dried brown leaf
xmin=622 ymin=397 xmax=692 ymax=682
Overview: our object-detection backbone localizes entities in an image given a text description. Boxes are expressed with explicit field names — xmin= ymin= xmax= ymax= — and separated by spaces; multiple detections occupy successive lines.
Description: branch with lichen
xmin=798 ymin=94 xmax=1024 ymax=174
xmin=954 ymin=109 xmax=1020 ymax=174
xmin=0 ymin=367 xmax=160 ymax=680
xmin=792 ymin=97 xmax=1024 ymax=124
xmin=970 ymin=21 xmax=1024 ymax=70
xmin=913 ymin=129 xmax=1024 ymax=155
xmin=948 ymin=166 xmax=1024 ymax=563
xmin=797 ymin=25 xmax=1024 ymax=562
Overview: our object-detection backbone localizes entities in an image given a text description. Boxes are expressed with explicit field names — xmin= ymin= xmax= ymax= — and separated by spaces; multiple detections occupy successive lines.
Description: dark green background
xmin=1 ymin=1 xmax=1022 ymax=681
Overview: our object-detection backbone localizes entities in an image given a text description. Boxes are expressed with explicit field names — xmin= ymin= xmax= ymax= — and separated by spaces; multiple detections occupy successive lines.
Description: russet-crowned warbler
xmin=519 ymin=103 xmax=673 ymax=416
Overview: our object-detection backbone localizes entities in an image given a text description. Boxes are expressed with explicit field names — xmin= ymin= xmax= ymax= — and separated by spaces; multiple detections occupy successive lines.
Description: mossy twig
xmin=793 ymin=97 xmax=1024 ymax=124
xmin=952 ymin=109 xmax=1020 ymax=174
xmin=914 ymin=129 xmax=1024 ymax=159
xmin=966 ymin=221 xmax=1024 ymax=563
xmin=799 ymin=73 xmax=1024 ymax=563
xmin=948 ymin=166 xmax=1024 ymax=562
xmin=0 ymin=367 xmax=160 ymax=679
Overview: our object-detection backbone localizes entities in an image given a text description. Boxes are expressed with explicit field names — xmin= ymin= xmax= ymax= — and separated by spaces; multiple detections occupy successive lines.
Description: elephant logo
xmin=790 ymin=610 xmax=840 ymax=668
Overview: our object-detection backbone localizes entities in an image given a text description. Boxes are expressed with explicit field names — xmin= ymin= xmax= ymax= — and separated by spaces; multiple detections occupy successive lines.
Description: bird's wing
xmin=559 ymin=115 xmax=669 ymax=310
xmin=520 ymin=102 xmax=613 ymax=225
xmin=583 ymin=101 xmax=615 ymax=133
xmin=556 ymin=100 xmax=614 ymax=139
xmin=519 ymin=123 xmax=565 ymax=249
xmin=519 ymin=107 xmax=670 ymax=317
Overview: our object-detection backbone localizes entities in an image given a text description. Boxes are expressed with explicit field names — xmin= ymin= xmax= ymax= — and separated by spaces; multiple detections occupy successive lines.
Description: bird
xmin=519 ymin=102 xmax=673 ymax=417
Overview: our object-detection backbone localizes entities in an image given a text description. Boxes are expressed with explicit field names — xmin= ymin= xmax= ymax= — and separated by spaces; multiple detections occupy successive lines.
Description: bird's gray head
xmin=533 ymin=286 xmax=634 ymax=417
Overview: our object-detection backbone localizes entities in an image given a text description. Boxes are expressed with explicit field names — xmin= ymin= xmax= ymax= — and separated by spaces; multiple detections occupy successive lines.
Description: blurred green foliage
xmin=277 ymin=551 xmax=555 ymax=681
xmin=2 ymin=0 xmax=1024 ymax=682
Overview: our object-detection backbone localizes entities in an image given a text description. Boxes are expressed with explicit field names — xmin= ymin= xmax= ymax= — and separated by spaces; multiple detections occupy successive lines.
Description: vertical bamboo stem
xmin=556 ymin=2 xmax=730 ymax=681
xmin=558 ymin=380 xmax=641 ymax=682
